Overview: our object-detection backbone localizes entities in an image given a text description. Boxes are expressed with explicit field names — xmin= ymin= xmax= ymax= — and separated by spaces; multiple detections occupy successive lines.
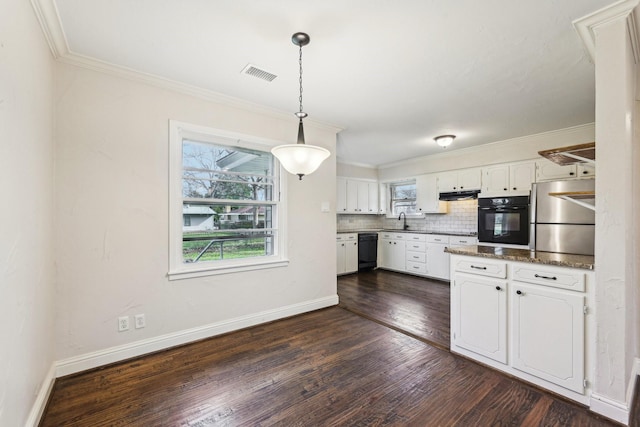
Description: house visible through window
xmin=169 ymin=121 xmax=287 ymax=279
xmin=389 ymin=180 xmax=417 ymax=216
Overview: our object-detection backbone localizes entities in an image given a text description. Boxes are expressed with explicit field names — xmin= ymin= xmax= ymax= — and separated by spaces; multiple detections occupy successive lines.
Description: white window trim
xmin=168 ymin=120 xmax=288 ymax=280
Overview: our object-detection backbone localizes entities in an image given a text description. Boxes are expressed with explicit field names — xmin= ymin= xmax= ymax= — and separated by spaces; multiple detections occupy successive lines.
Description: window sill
xmin=168 ymin=258 xmax=290 ymax=280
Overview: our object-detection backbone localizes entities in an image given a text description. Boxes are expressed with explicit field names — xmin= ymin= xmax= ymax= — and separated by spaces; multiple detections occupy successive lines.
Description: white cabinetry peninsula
xmin=449 ymin=249 xmax=594 ymax=404
xmin=336 ymin=233 xmax=358 ymax=275
xmin=337 ymin=177 xmax=381 ymax=214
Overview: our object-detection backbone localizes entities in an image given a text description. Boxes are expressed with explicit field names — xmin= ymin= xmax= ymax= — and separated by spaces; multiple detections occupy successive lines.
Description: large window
xmin=389 ymin=180 xmax=417 ymax=216
xmin=169 ymin=121 xmax=287 ymax=279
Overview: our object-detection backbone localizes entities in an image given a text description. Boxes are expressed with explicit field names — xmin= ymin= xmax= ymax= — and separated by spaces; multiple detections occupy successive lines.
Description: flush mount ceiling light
xmin=271 ymin=32 xmax=330 ymax=180
xmin=435 ymin=134 xmax=456 ymax=148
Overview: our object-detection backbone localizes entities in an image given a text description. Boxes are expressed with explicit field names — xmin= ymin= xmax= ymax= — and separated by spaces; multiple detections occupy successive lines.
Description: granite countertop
xmin=338 ymin=229 xmax=478 ymax=237
xmin=445 ymin=245 xmax=594 ymax=270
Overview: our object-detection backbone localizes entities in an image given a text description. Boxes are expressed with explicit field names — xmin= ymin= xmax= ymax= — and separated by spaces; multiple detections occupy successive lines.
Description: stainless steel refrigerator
xmin=530 ymin=178 xmax=595 ymax=255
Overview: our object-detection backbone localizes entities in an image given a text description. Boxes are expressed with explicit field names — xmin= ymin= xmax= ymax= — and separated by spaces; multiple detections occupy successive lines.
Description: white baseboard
xmin=590 ymin=392 xmax=630 ymax=425
xmin=25 ymin=363 xmax=56 ymax=427
xmin=55 ymin=295 xmax=338 ymax=377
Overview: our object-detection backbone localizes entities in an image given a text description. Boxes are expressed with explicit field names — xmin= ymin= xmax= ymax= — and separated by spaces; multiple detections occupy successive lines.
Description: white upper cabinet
xmin=438 ymin=168 xmax=482 ymax=192
xmin=338 ymin=177 xmax=381 ymax=214
xmin=416 ymin=174 xmax=447 ymax=214
xmin=535 ymin=161 xmax=578 ymax=181
xmin=483 ymin=161 xmax=535 ymax=196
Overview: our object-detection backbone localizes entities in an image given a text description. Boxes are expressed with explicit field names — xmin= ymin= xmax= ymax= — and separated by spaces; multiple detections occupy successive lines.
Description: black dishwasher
xmin=358 ymin=233 xmax=378 ymax=271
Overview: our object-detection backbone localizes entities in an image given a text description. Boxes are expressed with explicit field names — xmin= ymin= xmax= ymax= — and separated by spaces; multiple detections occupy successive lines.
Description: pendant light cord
xmin=298 ymin=44 xmax=304 ymax=115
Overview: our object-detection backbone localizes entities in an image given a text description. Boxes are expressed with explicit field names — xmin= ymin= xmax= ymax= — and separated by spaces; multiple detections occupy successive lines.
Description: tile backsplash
xmin=337 ymin=199 xmax=478 ymax=234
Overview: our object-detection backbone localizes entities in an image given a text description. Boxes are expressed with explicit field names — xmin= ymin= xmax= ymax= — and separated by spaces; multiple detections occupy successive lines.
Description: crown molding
xmin=573 ymin=0 xmax=640 ymax=63
xmin=29 ymin=0 xmax=343 ymax=135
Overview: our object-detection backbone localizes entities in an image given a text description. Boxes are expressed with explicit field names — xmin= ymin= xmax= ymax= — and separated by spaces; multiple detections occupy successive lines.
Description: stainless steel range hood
xmin=439 ymin=189 xmax=480 ymax=201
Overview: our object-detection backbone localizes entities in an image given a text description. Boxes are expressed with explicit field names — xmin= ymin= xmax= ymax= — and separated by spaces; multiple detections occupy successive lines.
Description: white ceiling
xmin=48 ymin=0 xmax=615 ymax=167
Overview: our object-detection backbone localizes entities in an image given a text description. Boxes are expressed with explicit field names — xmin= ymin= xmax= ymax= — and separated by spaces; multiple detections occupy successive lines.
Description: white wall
xmin=378 ymin=124 xmax=595 ymax=181
xmin=337 ymin=162 xmax=378 ymax=180
xmin=0 ymin=0 xmax=55 ymax=425
xmin=592 ymin=12 xmax=637 ymax=409
xmin=53 ymin=63 xmax=338 ymax=361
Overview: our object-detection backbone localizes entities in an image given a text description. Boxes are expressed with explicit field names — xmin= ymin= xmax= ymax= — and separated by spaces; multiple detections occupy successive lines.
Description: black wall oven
xmin=478 ymin=196 xmax=530 ymax=245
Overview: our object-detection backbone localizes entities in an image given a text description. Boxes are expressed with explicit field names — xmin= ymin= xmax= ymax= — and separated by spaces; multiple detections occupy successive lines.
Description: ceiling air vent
xmin=241 ymin=64 xmax=277 ymax=82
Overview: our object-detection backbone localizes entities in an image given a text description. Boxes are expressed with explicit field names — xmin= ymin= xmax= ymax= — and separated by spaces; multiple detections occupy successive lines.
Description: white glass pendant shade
xmin=271 ymin=144 xmax=330 ymax=179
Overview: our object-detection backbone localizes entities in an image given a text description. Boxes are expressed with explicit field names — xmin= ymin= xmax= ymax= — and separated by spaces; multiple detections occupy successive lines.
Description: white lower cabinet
xmin=511 ymin=283 xmax=585 ymax=394
xmin=452 ymin=275 xmax=507 ymax=363
xmin=336 ymin=234 xmax=358 ymax=275
xmin=450 ymin=254 xmax=592 ymax=404
xmin=378 ymin=233 xmax=406 ymax=271
xmin=378 ymin=232 xmax=476 ymax=280
xmin=425 ymin=235 xmax=450 ymax=280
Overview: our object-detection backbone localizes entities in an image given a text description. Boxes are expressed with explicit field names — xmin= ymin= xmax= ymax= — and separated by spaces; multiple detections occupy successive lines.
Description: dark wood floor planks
xmin=338 ymin=269 xmax=451 ymax=349
xmin=40 ymin=270 xmax=621 ymax=426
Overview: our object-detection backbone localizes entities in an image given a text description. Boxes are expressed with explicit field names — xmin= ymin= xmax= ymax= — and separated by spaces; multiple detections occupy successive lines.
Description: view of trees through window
xmin=390 ymin=181 xmax=417 ymax=215
xmin=181 ymin=139 xmax=278 ymax=263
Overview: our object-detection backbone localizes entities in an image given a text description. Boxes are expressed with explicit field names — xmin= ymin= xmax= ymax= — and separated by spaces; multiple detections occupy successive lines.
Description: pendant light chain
xmin=298 ymin=44 xmax=304 ymax=115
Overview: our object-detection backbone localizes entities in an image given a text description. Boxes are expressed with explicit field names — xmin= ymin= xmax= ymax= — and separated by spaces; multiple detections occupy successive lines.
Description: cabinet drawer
xmin=426 ymin=235 xmax=449 ymax=244
xmin=405 ymin=233 xmax=426 ymax=242
xmin=453 ymin=258 xmax=507 ymax=278
xmin=406 ymin=261 xmax=427 ymax=274
xmin=512 ymin=265 xmax=585 ymax=292
xmin=406 ymin=251 xmax=426 ymax=263
xmin=336 ymin=233 xmax=357 ymax=241
xmin=379 ymin=232 xmax=405 ymax=240
xmin=450 ymin=236 xmax=478 ymax=246
xmin=406 ymin=242 xmax=426 ymax=252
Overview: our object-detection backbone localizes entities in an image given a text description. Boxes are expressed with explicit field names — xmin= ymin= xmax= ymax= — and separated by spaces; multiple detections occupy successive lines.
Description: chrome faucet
xmin=398 ymin=212 xmax=409 ymax=230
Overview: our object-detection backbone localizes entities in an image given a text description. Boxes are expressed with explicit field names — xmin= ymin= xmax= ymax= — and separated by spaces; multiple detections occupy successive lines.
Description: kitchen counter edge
xmin=445 ymin=245 xmax=594 ymax=270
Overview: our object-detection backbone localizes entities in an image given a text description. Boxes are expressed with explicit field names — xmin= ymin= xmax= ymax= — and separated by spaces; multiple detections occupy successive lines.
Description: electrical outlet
xmin=118 ymin=316 xmax=130 ymax=332
xmin=134 ymin=314 xmax=146 ymax=329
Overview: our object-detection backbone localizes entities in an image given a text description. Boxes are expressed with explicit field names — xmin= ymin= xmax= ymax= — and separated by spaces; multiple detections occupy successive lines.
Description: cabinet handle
xmin=470 ymin=265 xmax=487 ymax=270
xmin=513 ymin=187 xmax=517 ymax=190
xmin=460 ymin=186 xmax=464 ymax=189
xmin=516 ymin=290 xmax=523 ymax=295
xmin=534 ymin=274 xmax=557 ymax=281
xmin=569 ymin=172 xmax=575 ymax=176
xmin=583 ymin=170 xmax=589 ymax=175
xmin=503 ymin=188 xmax=508 ymax=191
xmin=459 ymin=240 xmax=467 ymax=243
xmin=353 ymin=242 xmax=357 ymax=245
xmin=495 ymin=286 xmax=502 ymax=291
xmin=413 ymin=256 xmax=419 ymax=259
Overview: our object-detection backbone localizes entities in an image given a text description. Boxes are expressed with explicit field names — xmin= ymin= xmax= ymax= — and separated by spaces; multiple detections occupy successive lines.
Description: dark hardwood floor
xmin=40 ymin=270 xmax=621 ymax=426
xmin=338 ymin=269 xmax=451 ymax=349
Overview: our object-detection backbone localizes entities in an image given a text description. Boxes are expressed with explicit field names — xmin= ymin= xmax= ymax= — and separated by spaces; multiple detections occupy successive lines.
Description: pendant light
xmin=271 ymin=32 xmax=330 ymax=180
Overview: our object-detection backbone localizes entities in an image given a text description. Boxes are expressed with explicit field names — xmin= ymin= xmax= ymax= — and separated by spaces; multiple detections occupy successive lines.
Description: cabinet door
xmin=346 ymin=180 xmax=359 ymax=213
xmin=378 ymin=239 xmax=392 ymax=269
xmin=438 ymin=171 xmax=458 ymax=192
xmin=390 ymin=240 xmax=406 ymax=271
xmin=577 ymin=163 xmax=595 ymax=178
xmin=337 ymin=177 xmax=348 ymax=214
xmin=458 ymin=168 xmax=482 ymax=191
xmin=367 ymin=182 xmax=379 ymax=214
xmin=452 ymin=275 xmax=507 ymax=364
xmin=356 ymin=181 xmax=369 ymax=213
xmin=510 ymin=161 xmax=535 ymax=193
xmin=336 ymin=241 xmax=346 ymax=275
xmin=536 ymin=161 xmax=577 ymax=181
xmin=483 ymin=165 xmax=510 ymax=194
xmin=426 ymin=243 xmax=450 ymax=280
xmin=378 ymin=183 xmax=388 ymax=214
xmin=345 ymin=240 xmax=358 ymax=273
xmin=416 ymin=174 xmax=446 ymax=214
xmin=511 ymin=283 xmax=585 ymax=393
